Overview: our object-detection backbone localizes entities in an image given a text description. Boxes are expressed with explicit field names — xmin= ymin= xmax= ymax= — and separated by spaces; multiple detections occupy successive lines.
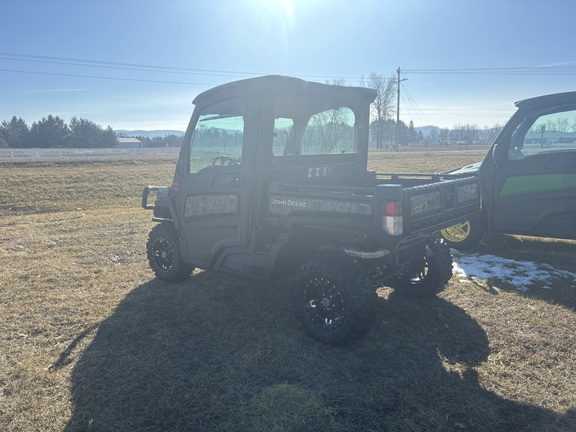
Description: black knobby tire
xmin=392 ymin=238 xmax=453 ymax=297
xmin=439 ymin=214 xmax=484 ymax=250
xmin=292 ymin=257 xmax=377 ymax=345
xmin=146 ymin=222 xmax=194 ymax=283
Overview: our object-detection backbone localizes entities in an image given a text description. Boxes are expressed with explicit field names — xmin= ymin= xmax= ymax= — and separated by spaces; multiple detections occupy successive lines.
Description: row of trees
xmin=370 ymin=118 xmax=421 ymax=147
xmin=529 ymin=117 xmax=576 ymax=134
xmin=120 ymin=133 xmax=184 ymax=148
xmin=362 ymin=72 xmax=503 ymax=148
xmin=368 ymin=118 xmax=501 ymax=148
xmin=0 ymin=112 xmax=500 ymax=151
xmin=433 ymin=123 xmax=502 ymax=146
xmin=0 ymin=116 xmax=117 ymax=149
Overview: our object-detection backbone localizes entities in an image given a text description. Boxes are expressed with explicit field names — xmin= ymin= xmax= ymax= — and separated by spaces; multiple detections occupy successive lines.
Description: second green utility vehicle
xmin=440 ymin=92 xmax=576 ymax=249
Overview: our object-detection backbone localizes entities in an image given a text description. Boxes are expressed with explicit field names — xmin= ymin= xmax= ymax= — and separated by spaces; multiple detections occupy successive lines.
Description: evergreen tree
xmin=69 ymin=117 xmax=118 ymax=148
xmin=163 ymin=134 xmax=183 ymax=147
xmin=29 ymin=115 xmax=70 ymax=148
xmin=0 ymin=132 xmax=8 ymax=148
xmin=0 ymin=116 xmax=30 ymax=148
xmin=103 ymin=126 xmax=118 ymax=148
xmin=408 ymin=121 xmax=417 ymax=144
xmin=396 ymin=120 xmax=408 ymax=146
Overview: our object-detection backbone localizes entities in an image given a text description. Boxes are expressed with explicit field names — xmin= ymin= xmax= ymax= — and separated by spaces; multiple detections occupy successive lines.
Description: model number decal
xmin=410 ymin=191 xmax=442 ymax=216
xmin=185 ymin=194 xmax=239 ymax=218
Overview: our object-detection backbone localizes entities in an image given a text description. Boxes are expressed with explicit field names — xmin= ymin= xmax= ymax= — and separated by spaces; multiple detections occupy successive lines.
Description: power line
xmin=400 ymin=82 xmax=433 ymax=127
xmin=0 ymin=52 xmax=363 ymax=83
xmin=0 ymin=66 xmax=364 ymax=87
xmin=406 ymin=66 xmax=576 ymax=75
xmin=3 ymin=52 xmax=576 ymax=88
xmin=0 ymin=68 xmax=211 ymax=86
xmin=0 ymin=51 xmax=261 ymax=76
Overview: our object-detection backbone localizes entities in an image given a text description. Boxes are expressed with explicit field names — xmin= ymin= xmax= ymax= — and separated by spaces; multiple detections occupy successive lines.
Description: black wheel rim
xmin=408 ymin=257 xmax=430 ymax=284
xmin=303 ymin=277 xmax=346 ymax=330
xmin=152 ymin=237 xmax=175 ymax=273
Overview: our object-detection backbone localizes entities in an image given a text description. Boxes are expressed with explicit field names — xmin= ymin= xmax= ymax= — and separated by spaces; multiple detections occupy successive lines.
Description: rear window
xmin=273 ymin=106 xmax=357 ymax=156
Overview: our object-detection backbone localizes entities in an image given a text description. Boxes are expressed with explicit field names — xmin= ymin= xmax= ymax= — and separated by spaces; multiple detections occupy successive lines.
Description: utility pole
xmin=395 ymin=67 xmax=407 ymax=151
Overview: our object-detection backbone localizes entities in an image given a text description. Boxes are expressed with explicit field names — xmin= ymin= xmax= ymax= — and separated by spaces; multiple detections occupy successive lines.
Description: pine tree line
xmin=0 ymin=115 xmax=117 ymax=149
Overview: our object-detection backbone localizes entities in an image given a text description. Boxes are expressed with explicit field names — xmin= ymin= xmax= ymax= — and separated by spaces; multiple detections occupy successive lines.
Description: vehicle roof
xmin=193 ymin=75 xmax=377 ymax=105
xmin=515 ymin=91 xmax=576 ymax=108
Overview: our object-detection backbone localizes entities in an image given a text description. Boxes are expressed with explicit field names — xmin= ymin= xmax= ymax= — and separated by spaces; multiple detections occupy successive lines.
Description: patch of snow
xmin=451 ymin=250 xmax=576 ymax=291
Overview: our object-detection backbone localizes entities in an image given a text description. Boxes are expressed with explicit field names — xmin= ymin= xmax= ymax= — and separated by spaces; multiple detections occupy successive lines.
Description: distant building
xmin=117 ymin=137 xmax=142 ymax=148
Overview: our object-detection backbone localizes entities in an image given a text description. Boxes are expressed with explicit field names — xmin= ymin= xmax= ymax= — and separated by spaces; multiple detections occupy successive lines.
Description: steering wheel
xmin=212 ymin=156 xmax=238 ymax=166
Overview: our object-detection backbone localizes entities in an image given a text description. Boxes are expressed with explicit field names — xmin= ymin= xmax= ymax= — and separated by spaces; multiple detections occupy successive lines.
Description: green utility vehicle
xmin=142 ymin=76 xmax=479 ymax=344
xmin=440 ymin=92 xmax=576 ymax=249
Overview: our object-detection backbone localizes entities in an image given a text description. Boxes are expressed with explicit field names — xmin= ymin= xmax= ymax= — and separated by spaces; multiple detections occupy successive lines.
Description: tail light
xmin=383 ymin=200 xmax=403 ymax=236
xmin=172 ymin=182 xmax=180 ymax=192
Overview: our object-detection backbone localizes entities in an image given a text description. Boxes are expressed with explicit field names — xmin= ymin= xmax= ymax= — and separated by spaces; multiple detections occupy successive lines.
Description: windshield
xmin=188 ymin=99 xmax=244 ymax=173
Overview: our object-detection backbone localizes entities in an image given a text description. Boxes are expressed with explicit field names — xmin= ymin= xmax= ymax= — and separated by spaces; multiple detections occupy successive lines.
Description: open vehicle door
xmin=487 ymin=98 xmax=576 ymax=239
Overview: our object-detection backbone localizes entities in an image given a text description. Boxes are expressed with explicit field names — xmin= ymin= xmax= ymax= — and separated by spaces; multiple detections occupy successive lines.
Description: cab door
xmin=178 ymin=98 xmax=254 ymax=269
xmin=490 ymin=106 xmax=576 ymax=239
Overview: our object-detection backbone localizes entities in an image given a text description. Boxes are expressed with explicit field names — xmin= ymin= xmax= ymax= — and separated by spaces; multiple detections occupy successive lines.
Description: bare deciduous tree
xmin=556 ymin=117 xmax=569 ymax=133
xmin=362 ymin=72 xmax=396 ymax=149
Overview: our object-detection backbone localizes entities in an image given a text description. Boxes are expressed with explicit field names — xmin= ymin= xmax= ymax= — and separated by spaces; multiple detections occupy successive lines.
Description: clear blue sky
xmin=2 ymin=0 xmax=575 ymax=131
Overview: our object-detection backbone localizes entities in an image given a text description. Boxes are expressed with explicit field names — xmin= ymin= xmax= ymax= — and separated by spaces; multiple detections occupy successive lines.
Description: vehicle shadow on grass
xmin=64 ymin=272 xmax=575 ymax=432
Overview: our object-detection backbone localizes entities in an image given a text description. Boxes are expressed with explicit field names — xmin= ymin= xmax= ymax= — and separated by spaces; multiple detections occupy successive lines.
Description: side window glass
xmin=188 ymin=99 xmax=244 ymax=173
xmin=509 ymin=109 xmax=576 ymax=160
xmin=273 ymin=107 xmax=356 ymax=156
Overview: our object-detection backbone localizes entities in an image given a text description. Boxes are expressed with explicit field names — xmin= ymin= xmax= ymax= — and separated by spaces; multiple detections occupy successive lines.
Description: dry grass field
xmin=1 ymin=148 xmax=575 ymax=431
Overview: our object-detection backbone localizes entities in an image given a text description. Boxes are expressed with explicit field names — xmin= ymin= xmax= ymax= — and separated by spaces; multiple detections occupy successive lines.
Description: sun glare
xmin=265 ymin=0 xmax=293 ymax=16
xmin=255 ymin=0 xmax=295 ymax=29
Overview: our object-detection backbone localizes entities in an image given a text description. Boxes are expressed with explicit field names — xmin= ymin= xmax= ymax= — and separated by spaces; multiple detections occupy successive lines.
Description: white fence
xmin=0 ymin=147 xmax=181 ymax=161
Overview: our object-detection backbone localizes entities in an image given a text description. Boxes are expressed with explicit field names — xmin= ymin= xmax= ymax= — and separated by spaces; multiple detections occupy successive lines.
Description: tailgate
xmin=403 ymin=176 xmax=479 ymax=235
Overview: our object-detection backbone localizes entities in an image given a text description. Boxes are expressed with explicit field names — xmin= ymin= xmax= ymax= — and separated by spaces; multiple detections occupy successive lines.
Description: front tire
xmin=292 ymin=257 xmax=377 ymax=345
xmin=439 ymin=215 xmax=483 ymax=250
xmin=392 ymin=238 xmax=453 ymax=297
xmin=147 ymin=222 xmax=194 ymax=282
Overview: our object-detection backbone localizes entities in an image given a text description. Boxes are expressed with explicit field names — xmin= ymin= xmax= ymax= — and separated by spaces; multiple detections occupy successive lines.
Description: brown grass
xmin=1 ymin=149 xmax=575 ymax=431
xmin=367 ymin=146 xmax=488 ymax=173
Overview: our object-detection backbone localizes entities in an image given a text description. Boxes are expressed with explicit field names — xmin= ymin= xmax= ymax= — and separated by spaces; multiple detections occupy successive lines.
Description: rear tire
xmin=147 ymin=222 xmax=194 ymax=283
xmin=292 ymin=257 xmax=377 ymax=345
xmin=392 ymin=238 xmax=453 ymax=297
